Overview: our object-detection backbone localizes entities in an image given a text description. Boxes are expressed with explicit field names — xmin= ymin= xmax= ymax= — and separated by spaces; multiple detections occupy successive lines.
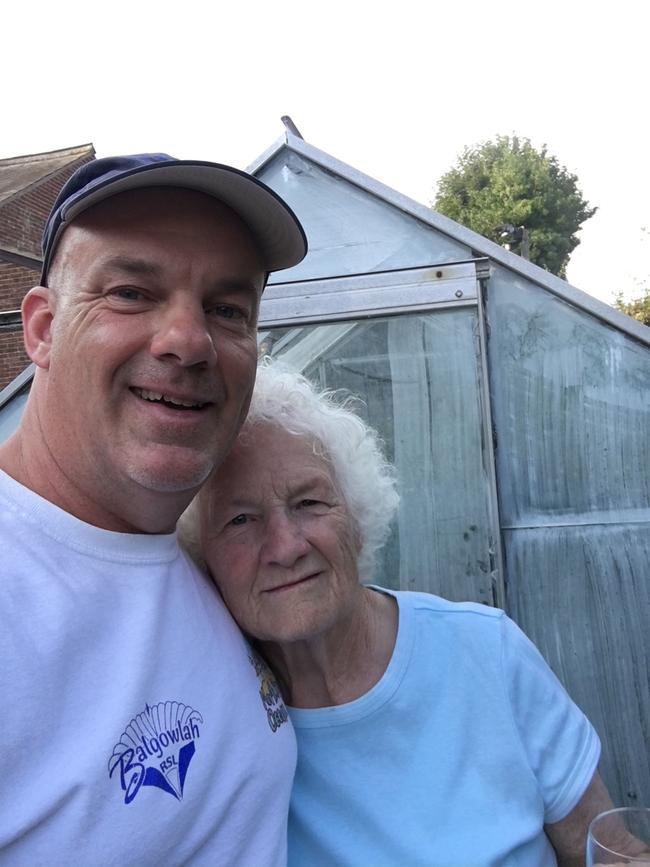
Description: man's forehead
xmin=48 ymin=188 xmax=267 ymax=287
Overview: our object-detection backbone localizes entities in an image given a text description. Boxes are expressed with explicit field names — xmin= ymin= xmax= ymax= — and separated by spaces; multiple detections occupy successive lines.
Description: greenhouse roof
xmin=249 ymin=131 xmax=649 ymax=348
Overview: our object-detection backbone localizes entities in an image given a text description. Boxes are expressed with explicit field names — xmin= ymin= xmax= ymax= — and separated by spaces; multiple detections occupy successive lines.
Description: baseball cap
xmin=41 ymin=153 xmax=308 ymax=283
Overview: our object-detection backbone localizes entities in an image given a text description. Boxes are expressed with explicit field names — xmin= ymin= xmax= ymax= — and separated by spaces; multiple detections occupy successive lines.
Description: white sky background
xmin=2 ymin=0 xmax=647 ymax=304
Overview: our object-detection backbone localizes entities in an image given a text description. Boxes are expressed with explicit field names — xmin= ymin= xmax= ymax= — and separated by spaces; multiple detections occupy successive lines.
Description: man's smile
xmin=130 ymin=386 xmax=211 ymax=411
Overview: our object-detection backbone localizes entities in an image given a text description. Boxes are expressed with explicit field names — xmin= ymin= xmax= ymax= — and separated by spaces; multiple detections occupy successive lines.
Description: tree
xmin=614 ymin=290 xmax=650 ymax=326
xmin=613 ymin=228 xmax=650 ymax=326
xmin=434 ymin=135 xmax=597 ymax=277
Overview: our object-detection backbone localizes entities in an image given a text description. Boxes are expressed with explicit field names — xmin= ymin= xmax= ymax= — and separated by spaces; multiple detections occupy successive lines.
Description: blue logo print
xmin=108 ymin=701 xmax=204 ymax=804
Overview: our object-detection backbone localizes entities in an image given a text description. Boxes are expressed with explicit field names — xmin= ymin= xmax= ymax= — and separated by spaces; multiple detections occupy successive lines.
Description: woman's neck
xmin=259 ymin=587 xmax=398 ymax=708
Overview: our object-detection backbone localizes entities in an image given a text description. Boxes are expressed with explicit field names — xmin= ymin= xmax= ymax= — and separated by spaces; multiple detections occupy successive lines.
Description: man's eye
xmin=298 ymin=499 xmax=320 ymax=509
xmin=231 ymin=514 xmax=248 ymax=525
xmin=210 ymin=304 xmax=246 ymax=321
xmin=113 ymin=287 xmax=144 ymax=301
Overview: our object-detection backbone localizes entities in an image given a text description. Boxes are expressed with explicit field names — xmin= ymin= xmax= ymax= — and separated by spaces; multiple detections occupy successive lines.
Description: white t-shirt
xmin=0 ymin=469 xmax=296 ymax=867
xmin=288 ymin=588 xmax=600 ymax=867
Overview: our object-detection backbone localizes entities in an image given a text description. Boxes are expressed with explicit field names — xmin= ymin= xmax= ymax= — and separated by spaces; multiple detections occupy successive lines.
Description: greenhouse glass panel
xmin=257 ymin=151 xmax=472 ymax=284
xmin=488 ymin=266 xmax=650 ymax=808
xmin=489 ymin=269 xmax=650 ymax=524
xmin=505 ymin=524 xmax=650 ymax=812
xmin=261 ymin=308 xmax=498 ymax=605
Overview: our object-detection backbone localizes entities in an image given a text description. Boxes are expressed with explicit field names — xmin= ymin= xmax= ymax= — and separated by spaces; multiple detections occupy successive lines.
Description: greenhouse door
xmin=258 ymin=261 xmax=504 ymax=606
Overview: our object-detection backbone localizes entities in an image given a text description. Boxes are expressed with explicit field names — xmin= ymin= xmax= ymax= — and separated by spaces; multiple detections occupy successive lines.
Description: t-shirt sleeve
xmin=500 ymin=614 xmax=601 ymax=824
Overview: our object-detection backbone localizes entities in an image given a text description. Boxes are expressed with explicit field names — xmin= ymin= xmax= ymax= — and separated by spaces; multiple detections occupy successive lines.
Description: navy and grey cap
xmin=41 ymin=152 xmax=308 ymax=284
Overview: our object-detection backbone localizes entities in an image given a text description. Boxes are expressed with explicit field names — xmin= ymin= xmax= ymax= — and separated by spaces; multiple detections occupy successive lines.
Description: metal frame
xmin=259 ymin=261 xmax=479 ymax=328
xmin=0 ymin=310 xmax=22 ymax=331
xmin=475 ymin=274 xmax=506 ymax=609
xmin=0 ymin=247 xmax=41 ymax=270
xmin=0 ymin=363 xmax=35 ymax=410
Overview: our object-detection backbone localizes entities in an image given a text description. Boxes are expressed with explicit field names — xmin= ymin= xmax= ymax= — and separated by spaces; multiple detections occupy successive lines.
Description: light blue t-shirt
xmin=288 ymin=588 xmax=600 ymax=867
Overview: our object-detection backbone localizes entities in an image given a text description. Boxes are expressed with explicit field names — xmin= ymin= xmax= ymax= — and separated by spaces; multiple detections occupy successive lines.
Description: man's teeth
xmin=135 ymin=388 xmax=205 ymax=408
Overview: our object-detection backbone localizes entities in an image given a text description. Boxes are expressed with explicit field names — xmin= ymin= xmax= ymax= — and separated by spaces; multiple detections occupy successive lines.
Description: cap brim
xmin=55 ymin=160 xmax=307 ymax=274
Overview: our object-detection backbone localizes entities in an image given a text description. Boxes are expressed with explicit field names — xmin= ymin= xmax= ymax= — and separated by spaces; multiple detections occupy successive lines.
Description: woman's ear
xmin=22 ymin=286 xmax=55 ymax=369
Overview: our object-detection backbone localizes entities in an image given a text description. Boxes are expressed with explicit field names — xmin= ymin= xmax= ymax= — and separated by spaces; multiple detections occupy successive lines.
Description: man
xmin=0 ymin=154 xmax=307 ymax=867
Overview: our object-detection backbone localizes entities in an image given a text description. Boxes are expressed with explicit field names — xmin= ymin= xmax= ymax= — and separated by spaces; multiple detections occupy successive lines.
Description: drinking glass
xmin=587 ymin=807 xmax=650 ymax=865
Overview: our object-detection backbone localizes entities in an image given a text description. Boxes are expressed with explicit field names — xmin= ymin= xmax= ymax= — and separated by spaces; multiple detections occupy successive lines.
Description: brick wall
xmin=0 ymin=331 xmax=30 ymax=391
xmin=0 ymin=262 xmax=39 ymax=312
xmin=0 ymin=154 xmax=94 ymax=254
xmin=0 ymin=262 xmax=38 ymax=389
xmin=0 ymin=152 xmax=94 ymax=390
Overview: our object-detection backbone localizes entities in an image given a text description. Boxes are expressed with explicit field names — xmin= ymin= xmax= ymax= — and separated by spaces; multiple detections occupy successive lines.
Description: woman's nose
xmin=261 ymin=512 xmax=311 ymax=568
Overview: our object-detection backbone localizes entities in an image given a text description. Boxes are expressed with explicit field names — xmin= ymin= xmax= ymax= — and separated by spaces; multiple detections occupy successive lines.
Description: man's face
xmin=39 ymin=188 xmax=265 ymax=522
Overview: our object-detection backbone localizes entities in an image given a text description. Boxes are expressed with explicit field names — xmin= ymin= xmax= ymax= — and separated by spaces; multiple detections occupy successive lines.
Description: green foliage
xmin=613 ymin=228 xmax=650 ymax=326
xmin=614 ymin=290 xmax=650 ymax=326
xmin=434 ymin=135 xmax=597 ymax=277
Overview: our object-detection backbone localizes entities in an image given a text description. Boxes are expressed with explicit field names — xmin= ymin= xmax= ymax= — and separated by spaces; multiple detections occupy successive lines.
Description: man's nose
xmin=261 ymin=512 xmax=311 ymax=568
xmin=150 ymin=300 xmax=217 ymax=367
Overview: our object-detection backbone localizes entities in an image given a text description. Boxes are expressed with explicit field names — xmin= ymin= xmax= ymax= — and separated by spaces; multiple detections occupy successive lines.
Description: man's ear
xmin=22 ymin=286 xmax=56 ymax=370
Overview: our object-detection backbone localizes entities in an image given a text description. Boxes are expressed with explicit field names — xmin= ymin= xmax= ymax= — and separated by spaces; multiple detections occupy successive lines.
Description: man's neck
xmin=0 ymin=427 xmax=189 ymax=535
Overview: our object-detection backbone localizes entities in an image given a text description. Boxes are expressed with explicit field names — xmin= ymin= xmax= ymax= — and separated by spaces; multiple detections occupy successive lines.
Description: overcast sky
xmin=3 ymin=0 xmax=647 ymax=304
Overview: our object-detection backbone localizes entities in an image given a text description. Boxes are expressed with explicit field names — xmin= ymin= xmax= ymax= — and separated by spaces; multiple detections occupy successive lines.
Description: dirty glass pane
xmin=257 ymin=151 xmax=472 ymax=284
xmin=488 ymin=266 xmax=650 ymax=808
xmin=489 ymin=268 xmax=650 ymax=524
xmin=260 ymin=309 xmax=496 ymax=604
xmin=505 ymin=524 xmax=650 ymax=813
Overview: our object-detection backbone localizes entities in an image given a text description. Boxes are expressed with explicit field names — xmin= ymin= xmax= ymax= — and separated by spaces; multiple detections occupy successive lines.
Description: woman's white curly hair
xmin=179 ymin=358 xmax=399 ymax=583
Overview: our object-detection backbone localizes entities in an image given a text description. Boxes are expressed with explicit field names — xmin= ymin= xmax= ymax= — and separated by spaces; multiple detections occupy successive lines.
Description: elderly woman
xmin=181 ymin=362 xmax=618 ymax=867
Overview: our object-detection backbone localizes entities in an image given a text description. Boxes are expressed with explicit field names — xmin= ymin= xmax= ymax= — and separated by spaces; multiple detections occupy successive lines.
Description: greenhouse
xmin=1 ymin=130 xmax=648 ymax=808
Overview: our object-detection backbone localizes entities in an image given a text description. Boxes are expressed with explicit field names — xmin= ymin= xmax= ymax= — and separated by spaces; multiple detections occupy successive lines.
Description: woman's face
xmin=200 ymin=423 xmax=362 ymax=644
